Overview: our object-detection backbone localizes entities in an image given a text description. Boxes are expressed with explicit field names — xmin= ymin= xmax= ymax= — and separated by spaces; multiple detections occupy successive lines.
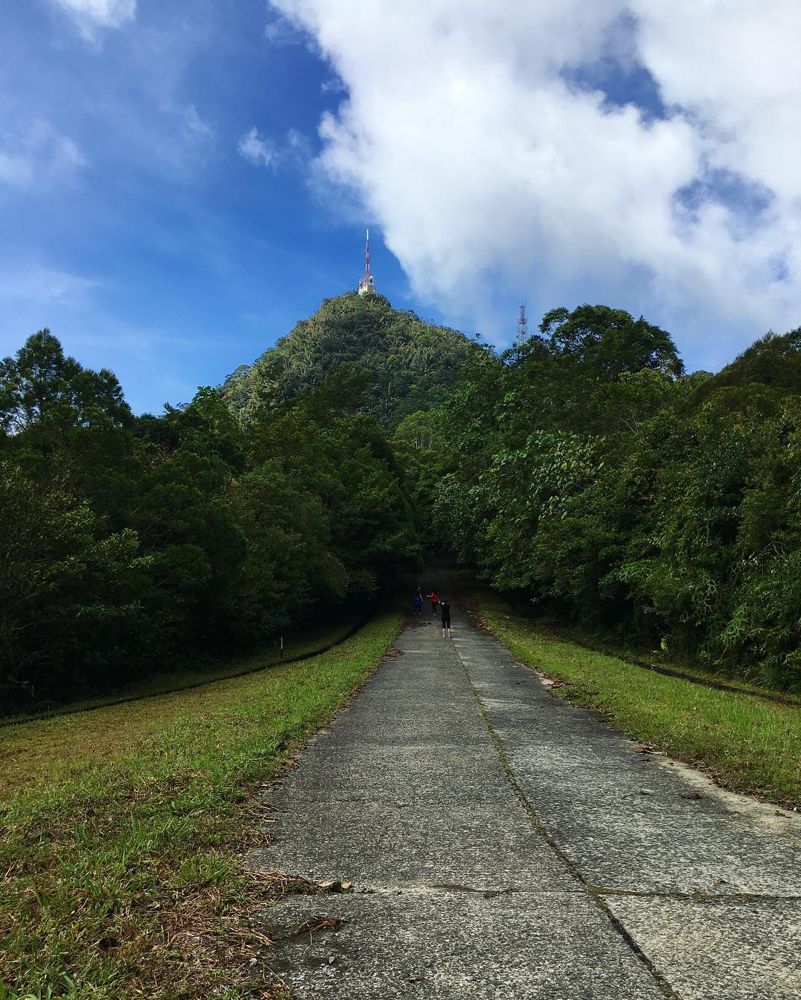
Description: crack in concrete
xmin=268 ymin=879 xmax=574 ymax=898
xmin=258 ymin=873 xmax=801 ymax=908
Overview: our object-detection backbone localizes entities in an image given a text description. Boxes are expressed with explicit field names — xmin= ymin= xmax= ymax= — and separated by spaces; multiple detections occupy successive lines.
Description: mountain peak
xmin=222 ymin=293 xmax=477 ymax=428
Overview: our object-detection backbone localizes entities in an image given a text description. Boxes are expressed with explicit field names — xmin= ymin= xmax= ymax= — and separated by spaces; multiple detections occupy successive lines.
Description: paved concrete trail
xmin=249 ymin=603 xmax=801 ymax=999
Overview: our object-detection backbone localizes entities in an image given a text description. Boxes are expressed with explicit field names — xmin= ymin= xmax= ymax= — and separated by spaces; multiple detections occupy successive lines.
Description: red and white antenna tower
xmin=357 ymin=228 xmax=376 ymax=295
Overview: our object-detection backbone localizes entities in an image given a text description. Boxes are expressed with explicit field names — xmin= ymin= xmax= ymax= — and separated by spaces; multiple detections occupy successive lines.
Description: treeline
xmin=0 ymin=331 xmax=421 ymax=711
xmin=409 ymin=305 xmax=801 ymax=692
xmin=6 ymin=298 xmax=801 ymax=705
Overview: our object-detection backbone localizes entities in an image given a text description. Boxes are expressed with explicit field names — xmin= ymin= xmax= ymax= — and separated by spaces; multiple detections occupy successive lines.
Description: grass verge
xmin=0 ymin=609 xmax=403 ymax=999
xmin=500 ymin=595 xmax=801 ymax=704
xmin=467 ymin=588 xmax=801 ymax=810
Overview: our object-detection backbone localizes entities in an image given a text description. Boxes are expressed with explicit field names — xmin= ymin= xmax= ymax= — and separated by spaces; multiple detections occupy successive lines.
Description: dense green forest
xmin=0 ymin=305 xmax=438 ymax=710
xmin=417 ymin=306 xmax=801 ymax=691
xmin=3 ymin=293 xmax=801 ymax=709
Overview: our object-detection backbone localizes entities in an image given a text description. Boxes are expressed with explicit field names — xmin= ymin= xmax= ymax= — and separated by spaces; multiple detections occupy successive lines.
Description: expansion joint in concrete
xmin=449 ymin=636 xmax=687 ymax=1000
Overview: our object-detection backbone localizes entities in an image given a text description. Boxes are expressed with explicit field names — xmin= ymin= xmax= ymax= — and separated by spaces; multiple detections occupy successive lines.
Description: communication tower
xmin=517 ymin=302 xmax=528 ymax=347
xmin=357 ymin=228 xmax=376 ymax=295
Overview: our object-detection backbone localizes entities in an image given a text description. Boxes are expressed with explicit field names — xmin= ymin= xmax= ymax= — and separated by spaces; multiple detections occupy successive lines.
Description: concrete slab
xmin=273 ymin=743 xmax=515 ymax=805
xmin=262 ymin=891 xmax=666 ymax=999
xmin=605 ymin=896 xmax=801 ymax=1000
xmin=252 ymin=798 xmax=577 ymax=891
xmin=460 ymin=663 xmax=801 ymax=896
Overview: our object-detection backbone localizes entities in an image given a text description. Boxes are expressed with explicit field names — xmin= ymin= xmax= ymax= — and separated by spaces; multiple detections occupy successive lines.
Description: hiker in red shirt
xmin=427 ymin=590 xmax=440 ymax=616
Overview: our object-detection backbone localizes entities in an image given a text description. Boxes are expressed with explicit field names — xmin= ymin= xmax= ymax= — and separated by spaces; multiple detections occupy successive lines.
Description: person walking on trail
xmin=427 ymin=590 xmax=440 ymax=616
xmin=440 ymin=597 xmax=452 ymax=637
xmin=412 ymin=588 xmax=423 ymax=616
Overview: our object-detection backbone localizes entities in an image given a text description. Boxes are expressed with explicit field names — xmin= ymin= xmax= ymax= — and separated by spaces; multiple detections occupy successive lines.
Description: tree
xmin=539 ymin=305 xmax=684 ymax=379
xmin=0 ymin=462 xmax=144 ymax=707
xmin=0 ymin=329 xmax=131 ymax=437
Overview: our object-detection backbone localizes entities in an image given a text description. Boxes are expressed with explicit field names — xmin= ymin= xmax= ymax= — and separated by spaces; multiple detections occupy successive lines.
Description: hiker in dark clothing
xmin=412 ymin=587 xmax=423 ymax=616
xmin=440 ymin=598 xmax=452 ymax=637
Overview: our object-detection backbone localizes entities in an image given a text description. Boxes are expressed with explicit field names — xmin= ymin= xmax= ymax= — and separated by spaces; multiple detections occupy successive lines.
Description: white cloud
xmin=0 ymin=121 xmax=85 ymax=189
xmin=270 ymin=0 xmax=801 ymax=361
xmin=0 ymin=263 xmax=101 ymax=308
xmin=264 ymin=14 xmax=303 ymax=46
xmin=633 ymin=3 xmax=801 ymax=204
xmin=177 ymin=103 xmax=215 ymax=144
xmin=238 ymin=127 xmax=276 ymax=167
xmin=53 ymin=0 xmax=136 ymax=39
xmin=237 ymin=126 xmax=311 ymax=169
xmin=285 ymin=127 xmax=312 ymax=161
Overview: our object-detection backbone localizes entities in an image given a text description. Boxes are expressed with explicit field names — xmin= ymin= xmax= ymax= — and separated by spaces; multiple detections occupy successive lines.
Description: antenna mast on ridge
xmin=357 ymin=228 xmax=376 ymax=295
xmin=517 ymin=302 xmax=528 ymax=348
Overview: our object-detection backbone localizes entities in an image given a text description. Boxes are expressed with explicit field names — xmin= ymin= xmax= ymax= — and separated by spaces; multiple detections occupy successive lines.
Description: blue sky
xmin=0 ymin=0 xmax=419 ymax=413
xmin=2 ymin=1 xmax=800 ymax=413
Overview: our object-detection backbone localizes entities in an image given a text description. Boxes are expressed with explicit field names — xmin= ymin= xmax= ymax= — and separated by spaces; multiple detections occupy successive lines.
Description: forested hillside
xmin=221 ymin=292 xmax=478 ymax=428
xmin=411 ymin=306 xmax=801 ymax=691
xmin=0 ymin=329 xmax=422 ymax=712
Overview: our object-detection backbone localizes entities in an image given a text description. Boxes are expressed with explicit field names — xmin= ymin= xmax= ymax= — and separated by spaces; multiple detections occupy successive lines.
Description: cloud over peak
xmin=271 ymin=0 xmax=801 ymax=360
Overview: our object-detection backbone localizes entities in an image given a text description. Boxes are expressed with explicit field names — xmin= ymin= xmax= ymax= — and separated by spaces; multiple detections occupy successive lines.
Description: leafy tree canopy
xmin=537 ymin=304 xmax=684 ymax=379
xmin=701 ymin=328 xmax=801 ymax=395
xmin=0 ymin=329 xmax=131 ymax=437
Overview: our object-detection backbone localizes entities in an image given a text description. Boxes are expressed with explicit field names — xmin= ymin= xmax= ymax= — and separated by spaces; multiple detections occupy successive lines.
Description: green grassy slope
xmin=468 ymin=589 xmax=801 ymax=809
xmin=0 ymin=610 xmax=403 ymax=1000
